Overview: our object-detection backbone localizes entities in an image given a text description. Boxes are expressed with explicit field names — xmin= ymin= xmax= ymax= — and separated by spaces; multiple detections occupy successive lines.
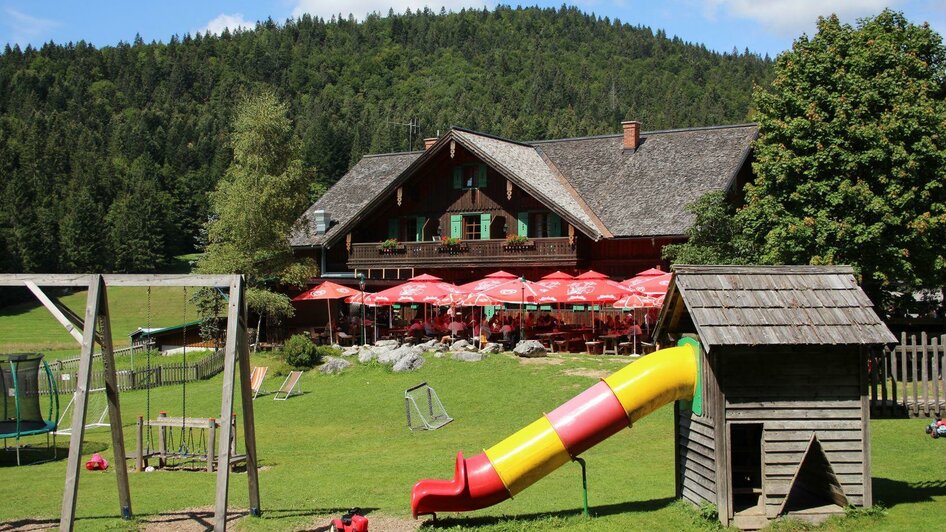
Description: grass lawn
xmin=0 ymin=286 xmax=200 ymax=352
xmin=0 ymin=352 xmax=943 ymax=531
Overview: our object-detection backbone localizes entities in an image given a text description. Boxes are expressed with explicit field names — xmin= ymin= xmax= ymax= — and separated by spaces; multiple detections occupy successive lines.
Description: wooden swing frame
xmin=0 ymin=274 xmax=261 ymax=531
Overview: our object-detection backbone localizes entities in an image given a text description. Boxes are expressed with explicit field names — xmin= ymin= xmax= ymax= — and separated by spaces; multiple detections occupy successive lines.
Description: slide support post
xmin=575 ymin=457 xmax=589 ymax=517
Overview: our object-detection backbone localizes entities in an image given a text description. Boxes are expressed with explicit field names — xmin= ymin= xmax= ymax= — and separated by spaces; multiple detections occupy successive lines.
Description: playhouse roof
xmin=655 ymin=265 xmax=897 ymax=350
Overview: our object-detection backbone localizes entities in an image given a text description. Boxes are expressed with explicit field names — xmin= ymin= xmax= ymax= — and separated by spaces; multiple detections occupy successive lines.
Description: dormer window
xmin=453 ymin=164 xmax=488 ymax=190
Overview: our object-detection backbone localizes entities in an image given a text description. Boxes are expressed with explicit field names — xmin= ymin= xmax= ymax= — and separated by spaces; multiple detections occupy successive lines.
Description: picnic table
xmin=599 ymin=334 xmax=622 ymax=355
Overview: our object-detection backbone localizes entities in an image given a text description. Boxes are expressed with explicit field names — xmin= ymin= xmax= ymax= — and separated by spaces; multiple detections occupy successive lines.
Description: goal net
xmin=55 ymin=387 xmax=109 ymax=435
xmin=405 ymin=382 xmax=453 ymax=431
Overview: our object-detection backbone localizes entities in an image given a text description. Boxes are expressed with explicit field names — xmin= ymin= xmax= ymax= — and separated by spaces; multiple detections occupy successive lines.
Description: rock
xmin=357 ymin=349 xmax=378 ymax=364
xmin=319 ymin=357 xmax=351 ymax=375
xmin=434 ymin=351 xmax=446 ymax=358
xmin=374 ymin=339 xmax=399 ymax=348
xmin=419 ymin=339 xmax=440 ymax=350
xmin=481 ymin=342 xmax=503 ymax=354
xmin=341 ymin=346 xmax=359 ymax=357
xmin=393 ymin=353 xmax=425 ymax=372
xmin=514 ymin=340 xmax=547 ymax=358
xmin=451 ymin=351 xmax=485 ymax=362
xmin=378 ymin=345 xmax=413 ymax=365
xmin=450 ymin=339 xmax=472 ymax=351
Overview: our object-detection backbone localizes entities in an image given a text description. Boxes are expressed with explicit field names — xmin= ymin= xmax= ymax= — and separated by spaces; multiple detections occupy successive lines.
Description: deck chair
xmin=250 ymin=366 xmax=268 ymax=399
xmin=273 ymin=371 xmax=303 ymax=400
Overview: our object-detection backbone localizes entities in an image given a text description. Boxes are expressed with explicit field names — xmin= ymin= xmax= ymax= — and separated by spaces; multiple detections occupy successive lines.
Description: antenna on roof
xmin=390 ymin=117 xmax=420 ymax=151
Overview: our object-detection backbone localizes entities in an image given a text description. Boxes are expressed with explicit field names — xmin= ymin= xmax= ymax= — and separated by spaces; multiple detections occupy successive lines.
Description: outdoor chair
xmin=273 ymin=371 xmax=303 ymax=400
xmin=249 ymin=366 xmax=268 ymax=399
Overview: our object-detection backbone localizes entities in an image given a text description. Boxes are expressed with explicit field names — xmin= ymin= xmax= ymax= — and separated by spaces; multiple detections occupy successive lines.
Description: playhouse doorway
xmin=730 ymin=423 xmax=764 ymax=515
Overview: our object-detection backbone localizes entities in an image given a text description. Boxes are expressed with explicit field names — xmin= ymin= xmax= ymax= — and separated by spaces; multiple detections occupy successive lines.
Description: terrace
xmin=347 ymin=236 xmax=577 ymax=269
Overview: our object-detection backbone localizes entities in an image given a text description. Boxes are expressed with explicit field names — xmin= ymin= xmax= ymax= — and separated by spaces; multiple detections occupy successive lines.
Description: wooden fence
xmin=870 ymin=332 xmax=946 ymax=418
xmin=46 ymin=342 xmax=153 ymax=374
xmin=41 ymin=349 xmax=226 ymax=395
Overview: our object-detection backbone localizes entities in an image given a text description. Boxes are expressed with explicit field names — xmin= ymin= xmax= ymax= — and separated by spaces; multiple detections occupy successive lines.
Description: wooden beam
xmin=97 ymin=280 xmax=133 ymax=519
xmin=214 ymin=276 xmax=243 ymax=530
xmin=60 ymin=275 xmax=102 ymax=531
xmin=236 ymin=276 xmax=262 ymax=517
xmin=25 ymin=281 xmax=84 ymax=344
xmin=0 ymin=273 xmax=239 ymax=287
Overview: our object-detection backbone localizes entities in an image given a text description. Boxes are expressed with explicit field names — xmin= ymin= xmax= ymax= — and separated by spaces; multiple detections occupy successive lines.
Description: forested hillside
xmin=0 ymin=5 xmax=771 ymax=274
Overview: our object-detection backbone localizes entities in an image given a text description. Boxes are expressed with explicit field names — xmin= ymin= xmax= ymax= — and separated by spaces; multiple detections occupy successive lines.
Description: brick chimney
xmin=423 ymin=137 xmax=438 ymax=150
xmin=621 ymin=121 xmax=641 ymax=152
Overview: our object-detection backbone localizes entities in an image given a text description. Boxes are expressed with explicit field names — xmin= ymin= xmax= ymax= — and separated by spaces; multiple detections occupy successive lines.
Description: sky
xmin=1 ymin=1 xmax=944 ymax=58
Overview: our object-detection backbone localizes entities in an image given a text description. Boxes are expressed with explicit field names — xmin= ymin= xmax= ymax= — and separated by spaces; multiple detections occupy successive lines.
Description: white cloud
xmin=704 ymin=0 xmax=900 ymax=35
xmin=292 ymin=0 xmax=491 ymax=20
xmin=3 ymin=7 xmax=60 ymax=46
xmin=200 ymin=13 xmax=255 ymax=35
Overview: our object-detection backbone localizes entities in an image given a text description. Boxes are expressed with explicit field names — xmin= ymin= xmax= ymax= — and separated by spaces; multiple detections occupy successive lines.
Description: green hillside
xmin=0 ymin=6 xmax=772 ymax=275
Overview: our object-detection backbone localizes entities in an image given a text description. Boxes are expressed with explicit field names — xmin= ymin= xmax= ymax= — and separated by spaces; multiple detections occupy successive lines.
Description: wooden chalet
xmin=290 ymin=122 xmax=757 ymax=285
xmin=655 ymin=265 xmax=896 ymax=529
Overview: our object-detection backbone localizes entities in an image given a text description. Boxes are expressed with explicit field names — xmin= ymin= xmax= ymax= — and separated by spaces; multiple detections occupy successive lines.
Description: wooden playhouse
xmin=654 ymin=265 xmax=896 ymax=528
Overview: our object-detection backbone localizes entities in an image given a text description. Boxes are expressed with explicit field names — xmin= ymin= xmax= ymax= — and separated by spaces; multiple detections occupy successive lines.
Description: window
xmin=388 ymin=216 xmax=427 ymax=242
xmin=518 ymin=211 xmax=563 ymax=238
xmin=453 ymin=164 xmax=488 ymax=190
xmin=463 ymin=215 xmax=481 ymax=240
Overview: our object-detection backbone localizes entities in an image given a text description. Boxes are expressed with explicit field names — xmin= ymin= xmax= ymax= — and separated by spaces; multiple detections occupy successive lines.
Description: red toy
xmin=330 ymin=508 xmax=368 ymax=532
xmin=85 ymin=452 xmax=109 ymax=471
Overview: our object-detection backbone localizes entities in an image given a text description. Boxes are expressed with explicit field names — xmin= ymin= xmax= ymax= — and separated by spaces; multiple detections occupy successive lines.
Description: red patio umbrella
xmin=634 ymin=267 xmax=666 ymax=277
xmin=368 ymin=273 xmax=463 ymax=304
xmin=622 ymin=272 xmax=673 ymax=297
xmin=292 ymin=281 xmax=364 ymax=344
xmin=539 ymin=270 xmax=634 ymax=333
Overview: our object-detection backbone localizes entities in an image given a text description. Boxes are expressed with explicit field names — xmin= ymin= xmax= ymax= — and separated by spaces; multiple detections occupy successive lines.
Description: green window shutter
xmin=450 ymin=214 xmax=462 ymax=238
xmin=415 ymin=216 xmax=426 ymax=241
xmin=548 ymin=212 xmax=562 ymax=237
xmin=388 ymin=218 xmax=400 ymax=239
xmin=479 ymin=213 xmax=491 ymax=240
xmin=478 ymin=164 xmax=488 ymax=188
xmin=453 ymin=167 xmax=462 ymax=189
xmin=517 ymin=211 xmax=529 ymax=237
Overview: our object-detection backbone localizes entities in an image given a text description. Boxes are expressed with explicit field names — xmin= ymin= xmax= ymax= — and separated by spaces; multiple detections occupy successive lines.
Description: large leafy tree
xmin=197 ymin=89 xmax=315 ymax=323
xmin=704 ymin=11 xmax=944 ymax=312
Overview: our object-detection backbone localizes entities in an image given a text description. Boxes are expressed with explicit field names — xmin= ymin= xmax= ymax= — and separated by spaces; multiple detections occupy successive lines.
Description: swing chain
xmin=145 ymin=286 xmax=154 ymax=452
xmin=179 ymin=286 xmax=189 ymax=455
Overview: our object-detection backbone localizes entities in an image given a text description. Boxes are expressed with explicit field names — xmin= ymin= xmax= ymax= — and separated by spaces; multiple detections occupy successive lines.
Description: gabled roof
xmin=290 ymin=151 xmax=421 ymax=248
xmin=655 ymin=265 xmax=897 ymax=350
xmin=290 ymin=123 xmax=758 ymax=248
xmin=535 ymin=124 xmax=757 ymax=237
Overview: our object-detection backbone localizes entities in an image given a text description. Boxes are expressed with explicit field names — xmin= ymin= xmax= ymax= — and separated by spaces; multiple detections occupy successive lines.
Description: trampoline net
xmin=1 ymin=353 xmax=44 ymax=424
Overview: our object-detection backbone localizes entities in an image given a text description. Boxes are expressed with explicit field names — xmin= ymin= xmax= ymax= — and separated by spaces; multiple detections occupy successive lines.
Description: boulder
xmin=319 ymin=357 xmax=351 ymax=375
xmin=450 ymin=339 xmax=472 ymax=351
xmin=419 ymin=339 xmax=440 ymax=350
xmin=481 ymin=342 xmax=503 ymax=354
xmin=426 ymin=342 xmax=448 ymax=353
xmin=393 ymin=353 xmax=425 ymax=372
xmin=357 ymin=348 xmax=378 ymax=364
xmin=378 ymin=345 xmax=413 ymax=365
xmin=514 ymin=340 xmax=547 ymax=358
xmin=341 ymin=346 xmax=359 ymax=357
xmin=451 ymin=351 xmax=485 ymax=362
xmin=374 ymin=339 xmax=399 ymax=348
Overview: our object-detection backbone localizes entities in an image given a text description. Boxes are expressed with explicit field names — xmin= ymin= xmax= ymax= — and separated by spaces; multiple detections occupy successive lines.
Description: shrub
xmin=379 ymin=238 xmax=400 ymax=250
xmin=282 ymin=334 xmax=322 ymax=369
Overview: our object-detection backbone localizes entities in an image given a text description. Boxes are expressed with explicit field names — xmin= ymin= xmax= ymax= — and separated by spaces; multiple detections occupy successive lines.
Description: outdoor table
xmin=534 ymin=332 xmax=559 ymax=349
xmin=600 ymin=334 xmax=622 ymax=355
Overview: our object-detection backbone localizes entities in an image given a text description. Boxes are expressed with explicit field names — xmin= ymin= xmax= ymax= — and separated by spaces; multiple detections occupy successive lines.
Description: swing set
xmin=0 ymin=274 xmax=260 ymax=532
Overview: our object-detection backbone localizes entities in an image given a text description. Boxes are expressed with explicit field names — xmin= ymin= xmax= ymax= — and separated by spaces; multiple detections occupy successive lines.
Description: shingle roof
xmin=536 ymin=124 xmax=757 ymax=237
xmin=655 ymin=265 xmax=897 ymax=350
xmin=290 ymin=123 xmax=757 ymax=247
xmin=452 ymin=129 xmax=605 ymax=239
xmin=290 ymin=151 xmax=421 ymax=248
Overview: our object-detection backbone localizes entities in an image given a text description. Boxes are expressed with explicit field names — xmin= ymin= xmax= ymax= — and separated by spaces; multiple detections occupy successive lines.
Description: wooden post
xmin=158 ymin=412 xmax=167 ymax=468
xmin=236 ymin=278 xmax=262 ymax=517
xmin=60 ymin=275 xmax=105 ymax=531
xmin=860 ymin=347 xmax=872 ymax=507
xmin=24 ymin=282 xmax=84 ymax=344
xmin=901 ymin=332 xmax=908 ymax=412
xmin=911 ymin=334 xmax=919 ymax=416
xmin=136 ymin=417 xmax=144 ymax=472
xmin=932 ymin=337 xmax=940 ymax=418
xmin=207 ymin=418 xmax=216 ymax=473
xmin=97 ymin=281 xmax=132 ymax=518
xmin=921 ymin=332 xmax=929 ymax=417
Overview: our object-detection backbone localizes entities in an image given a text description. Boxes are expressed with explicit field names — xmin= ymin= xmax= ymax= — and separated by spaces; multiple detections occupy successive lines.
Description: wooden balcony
xmin=347 ymin=237 xmax=577 ymax=269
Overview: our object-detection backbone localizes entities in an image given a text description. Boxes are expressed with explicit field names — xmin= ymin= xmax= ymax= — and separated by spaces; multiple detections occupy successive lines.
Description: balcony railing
xmin=348 ymin=237 xmax=577 ymax=268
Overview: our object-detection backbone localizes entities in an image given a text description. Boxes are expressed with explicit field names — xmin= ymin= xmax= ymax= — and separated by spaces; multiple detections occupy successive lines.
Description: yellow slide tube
xmin=482 ymin=343 xmax=698 ymax=496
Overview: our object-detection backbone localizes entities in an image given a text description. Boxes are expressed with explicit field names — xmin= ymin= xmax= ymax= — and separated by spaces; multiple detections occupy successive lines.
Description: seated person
xmin=448 ymin=317 xmax=467 ymax=336
xmin=408 ymin=319 xmax=424 ymax=339
xmin=500 ymin=319 xmax=516 ymax=343
xmin=424 ymin=318 xmax=438 ymax=337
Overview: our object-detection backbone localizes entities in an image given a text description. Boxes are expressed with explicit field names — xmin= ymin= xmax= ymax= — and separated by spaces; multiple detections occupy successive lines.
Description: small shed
xmin=654 ymin=265 xmax=896 ymax=529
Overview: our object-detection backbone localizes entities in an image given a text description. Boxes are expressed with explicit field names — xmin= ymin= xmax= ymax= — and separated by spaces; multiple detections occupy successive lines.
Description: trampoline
xmin=1 ymin=353 xmax=59 ymax=465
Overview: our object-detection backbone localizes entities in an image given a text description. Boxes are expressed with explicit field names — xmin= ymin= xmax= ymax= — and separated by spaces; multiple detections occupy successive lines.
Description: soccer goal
xmin=55 ymin=387 xmax=109 ymax=435
xmin=405 ymin=382 xmax=453 ymax=431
